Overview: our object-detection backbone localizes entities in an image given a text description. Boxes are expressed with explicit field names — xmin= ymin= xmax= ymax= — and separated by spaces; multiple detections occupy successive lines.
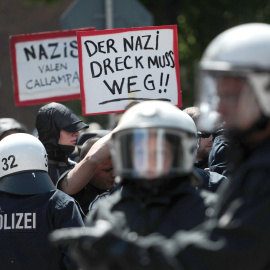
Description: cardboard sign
xmin=77 ymin=25 xmax=181 ymax=115
xmin=10 ymin=28 xmax=94 ymax=106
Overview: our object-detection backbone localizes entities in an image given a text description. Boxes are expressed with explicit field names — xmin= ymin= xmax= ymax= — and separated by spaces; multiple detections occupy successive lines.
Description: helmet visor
xmin=0 ymin=171 xmax=56 ymax=195
xmin=111 ymin=128 xmax=197 ymax=180
xmin=196 ymin=69 xmax=261 ymax=132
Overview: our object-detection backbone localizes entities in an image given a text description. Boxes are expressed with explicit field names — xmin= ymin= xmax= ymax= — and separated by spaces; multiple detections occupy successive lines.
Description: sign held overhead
xmin=77 ymin=25 xmax=181 ymax=115
xmin=10 ymin=28 xmax=94 ymax=107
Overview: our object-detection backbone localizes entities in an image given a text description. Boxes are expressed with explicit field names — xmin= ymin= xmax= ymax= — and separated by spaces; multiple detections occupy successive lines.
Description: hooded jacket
xmin=36 ymin=102 xmax=88 ymax=184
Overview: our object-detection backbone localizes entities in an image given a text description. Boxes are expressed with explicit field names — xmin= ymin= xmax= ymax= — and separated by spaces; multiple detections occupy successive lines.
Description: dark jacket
xmin=57 ymin=169 xmax=115 ymax=216
xmin=0 ymin=189 xmax=84 ymax=270
xmin=85 ymin=176 xmax=212 ymax=238
xmin=123 ymin=137 xmax=270 ymax=270
xmin=208 ymin=134 xmax=230 ymax=176
xmin=195 ymin=167 xmax=228 ymax=192
xmin=36 ymin=102 xmax=88 ymax=184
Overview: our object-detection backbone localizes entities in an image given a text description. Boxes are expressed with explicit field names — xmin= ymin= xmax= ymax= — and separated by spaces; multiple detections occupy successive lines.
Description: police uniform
xmin=0 ymin=190 xmax=84 ymax=270
xmin=115 ymin=137 xmax=270 ymax=270
xmin=48 ymin=101 xmax=217 ymax=269
xmin=86 ymin=177 xmax=211 ymax=237
xmin=0 ymin=133 xmax=85 ymax=270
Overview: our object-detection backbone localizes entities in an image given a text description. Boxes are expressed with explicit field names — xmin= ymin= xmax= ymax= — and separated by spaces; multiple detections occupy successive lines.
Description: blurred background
xmin=1 ymin=0 xmax=270 ymax=133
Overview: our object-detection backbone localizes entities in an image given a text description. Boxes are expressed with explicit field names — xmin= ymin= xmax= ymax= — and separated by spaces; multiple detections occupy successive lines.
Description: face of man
xmin=91 ymin=158 xmax=115 ymax=190
xmin=197 ymin=133 xmax=213 ymax=162
xmin=217 ymin=76 xmax=261 ymax=131
xmin=133 ymin=131 xmax=173 ymax=179
xmin=58 ymin=130 xmax=79 ymax=146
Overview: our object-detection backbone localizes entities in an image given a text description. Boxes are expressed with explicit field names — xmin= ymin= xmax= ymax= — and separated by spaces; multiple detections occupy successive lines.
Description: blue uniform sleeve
xmin=49 ymin=190 xmax=85 ymax=270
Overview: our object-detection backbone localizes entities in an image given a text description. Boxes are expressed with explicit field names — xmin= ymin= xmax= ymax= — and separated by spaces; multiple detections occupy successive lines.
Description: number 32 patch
xmin=1 ymin=155 xmax=18 ymax=171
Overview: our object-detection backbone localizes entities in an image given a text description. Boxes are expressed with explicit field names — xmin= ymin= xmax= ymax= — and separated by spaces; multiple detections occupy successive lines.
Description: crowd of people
xmin=1 ymin=22 xmax=270 ymax=269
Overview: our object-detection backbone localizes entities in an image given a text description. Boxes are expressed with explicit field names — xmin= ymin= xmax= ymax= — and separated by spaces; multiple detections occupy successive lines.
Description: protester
xmin=50 ymin=23 xmax=270 ymax=270
xmin=58 ymin=135 xmax=116 ymax=215
xmin=56 ymin=129 xmax=113 ymax=196
xmin=0 ymin=133 xmax=84 ymax=269
xmin=183 ymin=106 xmax=213 ymax=170
xmin=35 ymin=102 xmax=88 ymax=185
xmin=183 ymin=106 xmax=228 ymax=191
xmin=0 ymin=117 xmax=27 ymax=140
xmin=69 ymin=122 xmax=108 ymax=162
xmin=70 ymin=129 xmax=110 ymax=162
xmin=208 ymin=125 xmax=230 ymax=176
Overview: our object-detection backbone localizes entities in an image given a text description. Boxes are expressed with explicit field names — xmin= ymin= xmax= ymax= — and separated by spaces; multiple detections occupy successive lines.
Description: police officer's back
xmin=0 ymin=133 xmax=84 ymax=270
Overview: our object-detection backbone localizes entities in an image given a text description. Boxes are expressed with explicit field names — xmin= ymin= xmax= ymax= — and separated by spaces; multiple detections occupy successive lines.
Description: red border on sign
xmin=10 ymin=27 xmax=95 ymax=107
xmin=77 ymin=25 xmax=181 ymax=116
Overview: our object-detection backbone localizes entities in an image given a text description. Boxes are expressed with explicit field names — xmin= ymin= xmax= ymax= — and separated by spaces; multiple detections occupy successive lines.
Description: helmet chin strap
xmin=228 ymin=113 xmax=269 ymax=145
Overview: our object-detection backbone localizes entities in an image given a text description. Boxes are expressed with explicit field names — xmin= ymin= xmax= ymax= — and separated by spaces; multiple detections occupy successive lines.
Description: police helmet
xmin=110 ymin=101 xmax=198 ymax=183
xmin=0 ymin=133 xmax=55 ymax=195
xmin=197 ymin=23 xmax=270 ymax=132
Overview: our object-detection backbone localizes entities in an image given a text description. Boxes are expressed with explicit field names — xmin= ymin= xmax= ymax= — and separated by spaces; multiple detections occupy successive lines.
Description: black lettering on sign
xmin=123 ymin=31 xmax=160 ymax=52
xmin=89 ymin=56 xmax=136 ymax=78
xmin=103 ymin=76 xmax=140 ymax=95
xmin=135 ymin=56 xmax=144 ymax=68
xmin=70 ymin=41 xmax=78 ymax=58
xmin=147 ymin=51 xmax=175 ymax=69
xmin=39 ymin=44 xmax=48 ymax=60
xmin=158 ymin=73 xmax=170 ymax=93
xmin=103 ymin=58 xmax=114 ymax=75
xmin=103 ymin=78 xmax=125 ymax=95
xmin=100 ymin=72 xmax=172 ymax=105
xmin=38 ymin=63 xmax=68 ymax=73
xmin=84 ymin=39 xmax=117 ymax=57
xmin=26 ymin=72 xmax=79 ymax=89
xmin=23 ymin=41 xmax=78 ymax=61
xmin=48 ymin=43 xmax=61 ymax=59
xmin=144 ymin=74 xmax=155 ymax=90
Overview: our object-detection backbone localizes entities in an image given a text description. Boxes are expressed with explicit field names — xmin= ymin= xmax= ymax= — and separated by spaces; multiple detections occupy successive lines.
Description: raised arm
xmin=58 ymin=131 xmax=112 ymax=195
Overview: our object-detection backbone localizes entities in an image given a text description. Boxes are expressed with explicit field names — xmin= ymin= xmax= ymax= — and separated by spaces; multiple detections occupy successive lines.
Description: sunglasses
xmin=197 ymin=131 xmax=213 ymax=139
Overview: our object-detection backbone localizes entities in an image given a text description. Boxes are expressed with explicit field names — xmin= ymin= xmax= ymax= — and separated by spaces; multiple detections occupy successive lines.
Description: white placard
xmin=77 ymin=25 xmax=181 ymax=115
xmin=10 ymin=28 xmax=94 ymax=106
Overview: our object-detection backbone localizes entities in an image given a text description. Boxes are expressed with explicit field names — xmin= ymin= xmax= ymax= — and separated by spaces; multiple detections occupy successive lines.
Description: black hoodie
xmin=36 ymin=102 xmax=88 ymax=184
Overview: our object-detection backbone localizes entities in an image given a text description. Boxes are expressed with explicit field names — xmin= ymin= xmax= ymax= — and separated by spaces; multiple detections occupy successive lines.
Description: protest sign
xmin=77 ymin=25 xmax=181 ymax=115
xmin=10 ymin=28 xmax=94 ymax=106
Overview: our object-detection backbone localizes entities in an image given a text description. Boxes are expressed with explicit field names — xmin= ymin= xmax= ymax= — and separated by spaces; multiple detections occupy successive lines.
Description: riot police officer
xmin=35 ymin=102 xmax=88 ymax=185
xmin=0 ymin=133 xmax=84 ymax=270
xmin=50 ymin=100 xmax=215 ymax=269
